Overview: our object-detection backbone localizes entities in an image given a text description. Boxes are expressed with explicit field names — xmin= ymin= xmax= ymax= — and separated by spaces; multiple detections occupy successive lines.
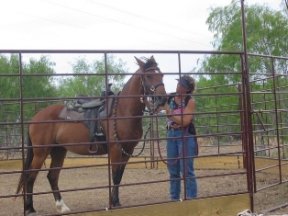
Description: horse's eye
xmin=146 ymin=75 xmax=152 ymax=79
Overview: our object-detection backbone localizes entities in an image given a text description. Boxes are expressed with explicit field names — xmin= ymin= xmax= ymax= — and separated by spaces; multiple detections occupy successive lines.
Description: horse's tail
xmin=16 ymin=132 xmax=34 ymax=195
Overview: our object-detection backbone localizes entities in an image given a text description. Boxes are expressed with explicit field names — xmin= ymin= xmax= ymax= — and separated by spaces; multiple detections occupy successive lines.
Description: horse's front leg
xmin=110 ymin=145 xmax=130 ymax=207
xmin=111 ymin=165 xmax=125 ymax=207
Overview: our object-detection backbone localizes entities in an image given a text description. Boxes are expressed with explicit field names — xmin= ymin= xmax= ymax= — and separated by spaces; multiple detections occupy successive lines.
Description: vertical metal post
xmin=104 ymin=53 xmax=112 ymax=209
xmin=154 ymin=112 xmax=160 ymax=169
xmin=271 ymin=58 xmax=282 ymax=183
xmin=150 ymin=114 xmax=155 ymax=169
xmin=215 ymin=87 xmax=220 ymax=154
xmin=238 ymin=82 xmax=247 ymax=169
xmin=177 ymin=52 xmax=187 ymax=199
xmin=240 ymin=0 xmax=255 ymax=212
xmin=18 ymin=52 xmax=26 ymax=215
xmin=263 ymin=79 xmax=270 ymax=157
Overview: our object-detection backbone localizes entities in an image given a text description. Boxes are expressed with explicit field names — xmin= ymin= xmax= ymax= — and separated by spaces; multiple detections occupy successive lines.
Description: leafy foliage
xmin=196 ymin=1 xmax=288 ymax=148
xmin=0 ymin=55 xmax=57 ymax=122
xmin=57 ymin=55 xmax=126 ymax=97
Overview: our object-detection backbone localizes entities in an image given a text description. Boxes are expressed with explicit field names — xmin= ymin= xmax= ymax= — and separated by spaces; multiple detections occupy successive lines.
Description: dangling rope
xmin=154 ymin=114 xmax=168 ymax=165
xmin=237 ymin=209 xmax=264 ymax=216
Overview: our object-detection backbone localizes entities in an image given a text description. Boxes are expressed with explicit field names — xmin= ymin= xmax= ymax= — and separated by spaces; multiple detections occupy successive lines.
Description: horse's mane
xmin=141 ymin=57 xmax=158 ymax=71
xmin=121 ymin=57 xmax=158 ymax=94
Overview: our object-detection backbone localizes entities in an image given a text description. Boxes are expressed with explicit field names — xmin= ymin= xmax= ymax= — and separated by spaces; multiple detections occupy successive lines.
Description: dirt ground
xmin=0 ymin=157 xmax=287 ymax=216
xmin=0 ymin=139 xmax=287 ymax=216
xmin=0 ymin=166 xmax=242 ymax=215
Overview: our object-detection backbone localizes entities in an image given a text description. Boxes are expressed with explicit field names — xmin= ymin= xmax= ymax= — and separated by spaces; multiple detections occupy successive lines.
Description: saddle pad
xmin=58 ymin=107 xmax=84 ymax=121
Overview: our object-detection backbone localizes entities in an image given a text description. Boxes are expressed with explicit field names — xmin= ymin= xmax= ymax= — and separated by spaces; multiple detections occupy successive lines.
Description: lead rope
xmin=154 ymin=113 xmax=168 ymax=165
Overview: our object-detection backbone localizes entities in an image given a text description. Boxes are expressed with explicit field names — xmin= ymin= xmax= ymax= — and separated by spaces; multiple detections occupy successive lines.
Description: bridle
xmin=140 ymin=66 xmax=165 ymax=113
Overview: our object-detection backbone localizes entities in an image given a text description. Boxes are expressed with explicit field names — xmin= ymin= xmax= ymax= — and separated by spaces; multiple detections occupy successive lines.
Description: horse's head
xmin=135 ymin=56 xmax=167 ymax=112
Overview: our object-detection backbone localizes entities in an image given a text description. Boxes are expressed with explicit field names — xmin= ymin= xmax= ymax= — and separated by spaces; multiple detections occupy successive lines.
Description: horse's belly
xmin=66 ymin=145 xmax=107 ymax=155
xmin=56 ymin=123 xmax=107 ymax=155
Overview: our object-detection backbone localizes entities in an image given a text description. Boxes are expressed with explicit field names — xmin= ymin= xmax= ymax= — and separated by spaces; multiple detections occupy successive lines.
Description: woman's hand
xmin=158 ymin=103 xmax=169 ymax=112
xmin=157 ymin=103 xmax=173 ymax=119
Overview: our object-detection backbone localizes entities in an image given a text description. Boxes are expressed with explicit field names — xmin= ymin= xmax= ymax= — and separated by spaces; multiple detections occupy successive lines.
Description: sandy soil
xmin=0 ymin=139 xmax=287 ymax=215
xmin=0 ymin=160 xmax=287 ymax=216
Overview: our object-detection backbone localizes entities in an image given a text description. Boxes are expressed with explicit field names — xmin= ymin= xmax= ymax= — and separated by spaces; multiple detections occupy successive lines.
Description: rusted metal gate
xmin=0 ymin=1 xmax=287 ymax=216
xmin=247 ymin=53 xmax=288 ymax=214
xmin=0 ymin=50 xmax=250 ymax=215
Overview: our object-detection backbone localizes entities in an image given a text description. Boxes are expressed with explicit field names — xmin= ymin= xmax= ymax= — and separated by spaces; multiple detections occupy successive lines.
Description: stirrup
xmin=88 ymin=144 xmax=98 ymax=154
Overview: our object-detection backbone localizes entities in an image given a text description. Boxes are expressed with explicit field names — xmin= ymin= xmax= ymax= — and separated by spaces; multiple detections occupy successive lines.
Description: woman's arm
xmin=165 ymin=99 xmax=195 ymax=127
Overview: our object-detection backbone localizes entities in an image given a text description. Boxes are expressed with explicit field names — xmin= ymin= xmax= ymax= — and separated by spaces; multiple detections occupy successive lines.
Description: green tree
xmin=22 ymin=56 xmax=56 ymax=98
xmin=57 ymin=55 xmax=126 ymax=97
xmin=196 ymin=1 xmax=288 ymax=144
xmin=22 ymin=56 xmax=57 ymax=120
xmin=0 ymin=55 xmax=20 ymax=99
xmin=0 ymin=55 xmax=57 ymax=121
xmin=0 ymin=54 xmax=57 ymax=148
xmin=205 ymin=0 xmax=288 ymax=77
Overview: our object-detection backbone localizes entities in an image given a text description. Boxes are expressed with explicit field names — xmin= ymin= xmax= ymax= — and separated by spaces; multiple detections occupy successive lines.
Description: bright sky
xmin=0 ymin=0 xmax=282 ymax=92
xmin=1 ymin=0 xmax=282 ymax=50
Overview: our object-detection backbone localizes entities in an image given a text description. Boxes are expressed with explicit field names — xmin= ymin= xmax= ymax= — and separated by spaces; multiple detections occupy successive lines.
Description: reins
xmin=112 ymin=94 xmax=149 ymax=157
xmin=121 ymin=123 xmax=151 ymax=158
xmin=154 ymin=115 xmax=168 ymax=165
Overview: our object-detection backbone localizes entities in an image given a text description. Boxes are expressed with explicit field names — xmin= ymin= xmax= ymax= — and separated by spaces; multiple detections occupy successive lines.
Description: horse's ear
xmin=135 ymin=57 xmax=145 ymax=68
xmin=150 ymin=55 xmax=156 ymax=63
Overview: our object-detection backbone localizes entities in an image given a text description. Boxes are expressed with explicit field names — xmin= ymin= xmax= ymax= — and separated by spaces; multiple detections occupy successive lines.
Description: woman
xmin=163 ymin=75 xmax=198 ymax=201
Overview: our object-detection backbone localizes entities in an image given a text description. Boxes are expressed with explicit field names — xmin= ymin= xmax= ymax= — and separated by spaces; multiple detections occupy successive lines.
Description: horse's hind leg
xmin=47 ymin=147 xmax=71 ymax=213
xmin=25 ymin=153 xmax=49 ymax=215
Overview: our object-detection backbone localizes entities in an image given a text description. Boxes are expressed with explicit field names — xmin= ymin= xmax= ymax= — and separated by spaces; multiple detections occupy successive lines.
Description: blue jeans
xmin=166 ymin=129 xmax=197 ymax=200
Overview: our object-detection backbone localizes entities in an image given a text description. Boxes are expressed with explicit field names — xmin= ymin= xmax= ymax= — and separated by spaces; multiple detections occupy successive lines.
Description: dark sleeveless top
xmin=167 ymin=94 xmax=196 ymax=135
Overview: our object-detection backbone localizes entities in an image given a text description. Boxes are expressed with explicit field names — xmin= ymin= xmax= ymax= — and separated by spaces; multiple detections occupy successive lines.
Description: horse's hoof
xmin=112 ymin=202 xmax=121 ymax=208
xmin=56 ymin=199 xmax=71 ymax=213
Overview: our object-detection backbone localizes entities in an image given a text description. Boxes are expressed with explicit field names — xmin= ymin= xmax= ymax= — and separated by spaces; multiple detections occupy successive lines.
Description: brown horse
xmin=16 ymin=56 xmax=167 ymax=215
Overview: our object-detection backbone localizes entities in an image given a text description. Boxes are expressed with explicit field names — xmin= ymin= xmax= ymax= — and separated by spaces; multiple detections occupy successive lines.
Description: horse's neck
xmin=118 ymin=72 xmax=145 ymax=117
